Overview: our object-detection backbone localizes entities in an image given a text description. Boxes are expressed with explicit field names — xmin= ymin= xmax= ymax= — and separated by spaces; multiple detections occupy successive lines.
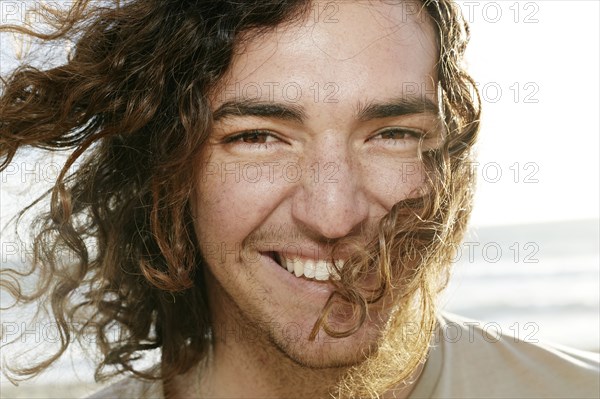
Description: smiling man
xmin=186 ymin=3 xmax=440 ymax=396
xmin=0 ymin=0 xmax=598 ymax=398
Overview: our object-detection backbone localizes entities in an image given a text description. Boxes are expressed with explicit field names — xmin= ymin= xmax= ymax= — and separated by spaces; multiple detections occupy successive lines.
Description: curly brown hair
xmin=0 ymin=0 xmax=480 ymax=396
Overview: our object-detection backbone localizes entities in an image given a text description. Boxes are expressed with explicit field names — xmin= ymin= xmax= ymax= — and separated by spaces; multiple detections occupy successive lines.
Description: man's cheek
xmin=369 ymin=160 xmax=426 ymax=203
xmin=397 ymin=160 xmax=425 ymax=186
xmin=200 ymin=240 xmax=244 ymax=265
xmin=200 ymin=241 xmax=221 ymax=263
xmin=200 ymin=161 xmax=220 ymax=183
xmin=200 ymin=241 xmax=248 ymax=283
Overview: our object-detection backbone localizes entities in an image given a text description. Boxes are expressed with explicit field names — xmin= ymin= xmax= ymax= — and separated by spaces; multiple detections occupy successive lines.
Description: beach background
xmin=1 ymin=0 xmax=599 ymax=398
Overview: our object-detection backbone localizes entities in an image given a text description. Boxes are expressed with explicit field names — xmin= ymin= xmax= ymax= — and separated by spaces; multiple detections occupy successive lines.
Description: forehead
xmin=212 ymin=0 xmax=438 ymax=108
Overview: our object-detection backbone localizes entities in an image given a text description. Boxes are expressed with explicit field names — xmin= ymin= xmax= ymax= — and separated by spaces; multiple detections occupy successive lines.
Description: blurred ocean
xmin=441 ymin=218 xmax=600 ymax=351
xmin=1 ymin=219 xmax=599 ymax=397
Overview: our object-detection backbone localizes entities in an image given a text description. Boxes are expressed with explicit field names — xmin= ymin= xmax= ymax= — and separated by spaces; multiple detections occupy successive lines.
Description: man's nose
xmin=291 ymin=139 xmax=369 ymax=239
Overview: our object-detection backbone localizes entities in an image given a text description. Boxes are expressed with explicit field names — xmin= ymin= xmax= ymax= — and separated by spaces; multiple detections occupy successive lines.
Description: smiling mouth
xmin=266 ymin=252 xmax=343 ymax=281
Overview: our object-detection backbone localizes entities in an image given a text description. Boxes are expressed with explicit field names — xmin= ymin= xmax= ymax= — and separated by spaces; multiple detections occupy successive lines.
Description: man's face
xmin=192 ymin=1 xmax=439 ymax=368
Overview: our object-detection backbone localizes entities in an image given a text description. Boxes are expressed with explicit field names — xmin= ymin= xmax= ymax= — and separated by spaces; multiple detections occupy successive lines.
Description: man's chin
xmin=266 ymin=328 xmax=379 ymax=370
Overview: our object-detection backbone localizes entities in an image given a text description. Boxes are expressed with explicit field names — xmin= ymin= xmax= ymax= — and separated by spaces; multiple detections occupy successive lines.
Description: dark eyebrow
xmin=212 ymin=99 xmax=307 ymax=123
xmin=212 ymin=95 xmax=440 ymax=124
xmin=356 ymin=96 xmax=440 ymax=121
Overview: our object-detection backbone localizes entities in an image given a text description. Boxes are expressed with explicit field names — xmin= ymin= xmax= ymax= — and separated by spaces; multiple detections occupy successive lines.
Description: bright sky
xmin=1 ymin=1 xmax=599 ymax=228
xmin=460 ymin=0 xmax=600 ymax=226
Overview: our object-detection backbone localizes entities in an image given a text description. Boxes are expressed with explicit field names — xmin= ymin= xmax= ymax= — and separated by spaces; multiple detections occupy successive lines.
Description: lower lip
xmin=260 ymin=253 xmax=336 ymax=297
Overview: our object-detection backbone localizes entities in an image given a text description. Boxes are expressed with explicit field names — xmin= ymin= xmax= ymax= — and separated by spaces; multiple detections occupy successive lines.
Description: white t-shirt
xmin=87 ymin=312 xmax=600 ymax=398
xmin=409 ymin=312 xmax=599 ymax=398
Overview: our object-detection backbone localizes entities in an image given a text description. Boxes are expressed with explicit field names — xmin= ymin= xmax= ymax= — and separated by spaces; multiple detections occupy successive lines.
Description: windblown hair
xmin=0 ymin=0 xmax=480 ymax=397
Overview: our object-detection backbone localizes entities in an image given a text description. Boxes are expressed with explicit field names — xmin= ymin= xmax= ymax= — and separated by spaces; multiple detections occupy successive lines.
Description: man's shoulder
xmin=437 ymin=312 xmax=599 ymax=370
xmin=86 ymin=376 xmax=163 ymax=399
xmin=420 ymin=312 xmax=600 ymax=398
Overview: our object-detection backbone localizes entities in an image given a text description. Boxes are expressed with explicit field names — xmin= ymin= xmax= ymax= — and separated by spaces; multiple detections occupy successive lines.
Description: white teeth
xmin=294 ymin=258 xmax=303 ymax=277
xmin=314 ymin=260 xmax=329 ymax=281
xmin=304 ymin=260 xmax=316 ymax=278
xmin=278 ymin=256 xmax=344 ymax=281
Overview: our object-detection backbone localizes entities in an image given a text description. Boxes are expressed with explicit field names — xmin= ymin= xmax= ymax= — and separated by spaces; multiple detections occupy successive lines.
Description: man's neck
xmin=165 ymin=324 xmax=425 ymax=399
xmin=201 ymin=326 xmax=348 ymax=398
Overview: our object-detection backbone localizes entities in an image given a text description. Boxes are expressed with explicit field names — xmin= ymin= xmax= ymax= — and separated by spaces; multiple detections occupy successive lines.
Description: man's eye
xmin=223 ymin=130 xmax=279 ymax=147
xmin=372 ymin=128 xmax=423 ymax=141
